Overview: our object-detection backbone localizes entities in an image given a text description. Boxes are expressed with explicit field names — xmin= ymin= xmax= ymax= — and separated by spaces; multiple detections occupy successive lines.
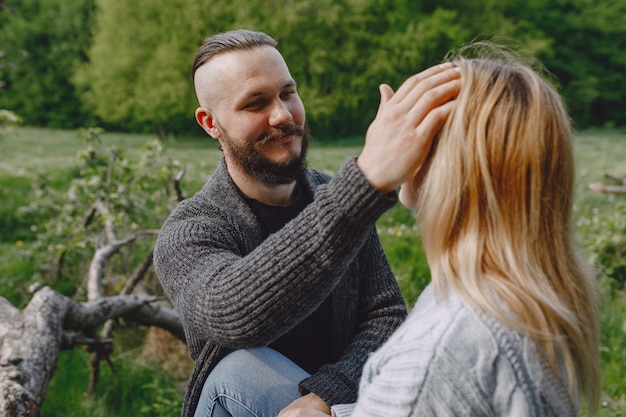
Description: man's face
xmin=194 ymin=46 xmax=308 ymax=186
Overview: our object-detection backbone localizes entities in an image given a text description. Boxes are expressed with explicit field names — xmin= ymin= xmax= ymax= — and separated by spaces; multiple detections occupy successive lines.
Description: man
xmin=153 ymin=29 xmax=460 ymax=417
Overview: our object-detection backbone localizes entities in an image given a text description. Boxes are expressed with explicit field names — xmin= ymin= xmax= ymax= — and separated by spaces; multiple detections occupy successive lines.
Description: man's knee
xmin=197 ymin=348 xmax=310 ymax=417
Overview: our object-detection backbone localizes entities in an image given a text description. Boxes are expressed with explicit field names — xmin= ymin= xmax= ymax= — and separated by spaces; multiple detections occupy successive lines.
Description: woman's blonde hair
xmin=415 ymin=44 xmax=600 ymax=413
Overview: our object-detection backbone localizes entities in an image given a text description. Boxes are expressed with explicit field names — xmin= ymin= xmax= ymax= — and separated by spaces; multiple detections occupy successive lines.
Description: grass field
xmin=1 ymin=126 xmax=625 ymax=416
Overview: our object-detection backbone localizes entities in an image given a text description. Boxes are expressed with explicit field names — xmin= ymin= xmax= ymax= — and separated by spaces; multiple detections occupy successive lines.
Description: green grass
xmin=1 ymin=126 xmax=625 ymax=415
xmin=41 ymin=349 xmax=186 ymax=417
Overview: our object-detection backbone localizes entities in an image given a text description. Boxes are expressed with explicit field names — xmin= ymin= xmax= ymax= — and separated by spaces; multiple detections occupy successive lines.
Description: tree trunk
xmin=0 ymin=286 xmax=183 ymax=417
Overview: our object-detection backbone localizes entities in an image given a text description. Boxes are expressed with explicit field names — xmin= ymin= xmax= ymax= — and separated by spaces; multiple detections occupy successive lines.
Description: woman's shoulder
xmin=401 ymin=286 xmax=575 ymax=416
xmin=388 ymin=285 xmax=497 ymax=349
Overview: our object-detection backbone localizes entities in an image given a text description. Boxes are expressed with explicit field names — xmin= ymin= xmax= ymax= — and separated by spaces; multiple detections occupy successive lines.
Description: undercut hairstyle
xmin=192 ymin=29 xmax=277 ymax=79
xmin=414 ymin=44 xmax=600 ymax=414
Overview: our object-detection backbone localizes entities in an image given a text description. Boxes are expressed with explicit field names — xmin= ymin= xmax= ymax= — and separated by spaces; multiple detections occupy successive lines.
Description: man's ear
xmin=195 ymin=107 xmax=221 ymax=138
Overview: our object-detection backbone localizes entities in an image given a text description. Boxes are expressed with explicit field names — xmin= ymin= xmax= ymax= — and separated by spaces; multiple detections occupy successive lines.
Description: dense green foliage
xmin=0 ymin=0 xmax=624 ymax=136
xmin=15 ymin=127 xmax=183 ymax=300
xmin=0 ymin=0 xmax=96 ymax=127
xmin=0 ymin=127 xmax=625 ymax=415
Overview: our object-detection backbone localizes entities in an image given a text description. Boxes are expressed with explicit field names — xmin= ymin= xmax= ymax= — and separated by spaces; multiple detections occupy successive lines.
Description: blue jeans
xmin=193 ymin=347 xmax=311 ymax=417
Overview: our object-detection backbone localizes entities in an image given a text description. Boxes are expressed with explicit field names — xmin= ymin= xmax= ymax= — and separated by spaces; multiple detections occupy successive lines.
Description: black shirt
xmin=245 ymin=186 xmax=333 ymax=374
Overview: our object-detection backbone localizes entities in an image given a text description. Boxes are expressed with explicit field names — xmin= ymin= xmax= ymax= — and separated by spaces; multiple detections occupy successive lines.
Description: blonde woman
xmin=285 ymin=48 xmax=601 ymax=417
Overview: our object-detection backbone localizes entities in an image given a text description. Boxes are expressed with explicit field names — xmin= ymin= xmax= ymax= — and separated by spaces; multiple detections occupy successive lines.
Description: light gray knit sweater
xmin=153 ymin=156 xmax=408 ymax=417
xmin=331 ymin=285 xmax=577 ymax=417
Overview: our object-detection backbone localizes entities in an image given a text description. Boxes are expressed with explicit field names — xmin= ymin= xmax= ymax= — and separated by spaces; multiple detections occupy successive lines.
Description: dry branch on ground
xmin=589 ymin=174 xmax=626 ymax=194
xmin=0 ymin=285 xmax=183 ymax=416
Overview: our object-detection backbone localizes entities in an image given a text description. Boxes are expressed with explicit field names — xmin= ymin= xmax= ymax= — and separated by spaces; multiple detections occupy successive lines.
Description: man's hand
xmin=277 ymin=393 xmax=331 ymax=417
xmin=357 ymin=63 xmax=461 ymax=194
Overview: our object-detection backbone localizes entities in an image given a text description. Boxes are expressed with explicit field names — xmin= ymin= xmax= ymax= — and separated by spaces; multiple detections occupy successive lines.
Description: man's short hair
xmin=192 ymin=29 xmax=277 ymax=78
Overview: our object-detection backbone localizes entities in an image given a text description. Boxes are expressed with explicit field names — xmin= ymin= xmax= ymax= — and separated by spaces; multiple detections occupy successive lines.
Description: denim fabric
xmin=193 ymin=347 xmax=310 ymax=417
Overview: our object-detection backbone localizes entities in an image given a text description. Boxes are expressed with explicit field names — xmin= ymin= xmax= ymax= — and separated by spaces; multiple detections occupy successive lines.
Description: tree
xmin=3 ymin=0 xmax=624 ymax=135
xmin=0 ymin=0 xmax=96 ymax=128
xmin=73 ymin=0 xmax=231 ymax=137
xmin=532 ymin=0 xmax=626 ymax=128
xmin=0 ymin=285 xmax=182 ymax=416
xmin=208 ymin=0 xmax=469 ymax=136
xmin=1 ymin=129 xmax=189 ymax=415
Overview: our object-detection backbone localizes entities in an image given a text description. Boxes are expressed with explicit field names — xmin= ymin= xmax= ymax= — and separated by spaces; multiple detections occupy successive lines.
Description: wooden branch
xmin=124 ymin=299 xmax=186 ymax=341
xmin=174 ymin=169 xmax=186 ymax=202
xmin=119 ymin=250 xmax=153 ymax=296
xmin=86 ymin=197 xmax=159 ymax=391
xmin=86 ymin=235 xmax=137 ymax=301
xmin=589 ymin=182 xmax=626 ymax=194
xmin=0 ymin=287 xmax=69 ymax=416
xmin=589 ymin=174 xmax=626 ymax=194
xmin=60 ymin=333 xmax=112 ymax=350
xmin=0 ymin=157 xmax=191 ymax=415
xmin=605 ymin=174 xmax=626 ymax=185
xmin=100 ymin=250 xmax=154 ymax=343
xmin=83 ymin=205 xmax=96 ymax=228
xmin=92 ymin=199 xmax=117 ymax=243
xmin=0 ymin=286 xmax=183 ymax=416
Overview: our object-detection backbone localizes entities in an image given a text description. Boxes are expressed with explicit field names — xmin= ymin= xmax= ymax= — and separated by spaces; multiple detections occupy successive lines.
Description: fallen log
xmin=589 ymin=174 xmax=626 ymax=194
xmin=0 ymin=285 xmax=183 ymax=417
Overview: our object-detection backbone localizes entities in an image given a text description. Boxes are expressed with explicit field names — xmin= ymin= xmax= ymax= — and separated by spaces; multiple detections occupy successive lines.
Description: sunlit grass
xmin=41 ymin=349 xmax=186 ymax=417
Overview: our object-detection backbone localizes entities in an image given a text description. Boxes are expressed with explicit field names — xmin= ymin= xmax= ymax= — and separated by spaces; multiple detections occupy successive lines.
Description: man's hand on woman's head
xmin=357 ymin=63 xmax=460 ymax=194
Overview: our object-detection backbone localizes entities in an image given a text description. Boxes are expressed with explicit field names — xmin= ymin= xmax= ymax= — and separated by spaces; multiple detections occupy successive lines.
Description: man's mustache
xmin=259 ymin=124 xmax=305 ymax=144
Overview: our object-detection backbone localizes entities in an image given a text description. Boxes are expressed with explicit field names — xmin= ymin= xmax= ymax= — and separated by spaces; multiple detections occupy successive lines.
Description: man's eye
xmin=244 ymin=100 xmax=264 ymax=109
xmin=281 ymin=91 xmax=295 ymax=99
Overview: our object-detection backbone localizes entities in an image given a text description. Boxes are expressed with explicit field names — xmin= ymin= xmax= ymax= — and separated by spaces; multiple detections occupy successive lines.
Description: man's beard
xmin=222 ymin=122 xmax=310 ymax=186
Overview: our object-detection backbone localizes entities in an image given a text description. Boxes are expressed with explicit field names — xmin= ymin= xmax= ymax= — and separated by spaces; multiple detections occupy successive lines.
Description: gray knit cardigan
xmin=153 ymin=156 xmax=408 ymax=417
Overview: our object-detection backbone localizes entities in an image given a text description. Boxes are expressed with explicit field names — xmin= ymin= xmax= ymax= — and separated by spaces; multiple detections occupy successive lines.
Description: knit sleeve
xmin=331 ymin=403 xmax=356 ymax=417
xmin=153 ymin=157 xmax=398 ymax=360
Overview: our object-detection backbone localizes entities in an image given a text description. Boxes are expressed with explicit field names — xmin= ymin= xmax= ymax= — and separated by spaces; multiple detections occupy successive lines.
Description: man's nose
xmin=268 ymin=100 xmax=293 ymax=126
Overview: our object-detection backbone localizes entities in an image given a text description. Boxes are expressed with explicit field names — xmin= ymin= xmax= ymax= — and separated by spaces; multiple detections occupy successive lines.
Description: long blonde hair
xmin=416 ymin=47 xmax=600 ymax=413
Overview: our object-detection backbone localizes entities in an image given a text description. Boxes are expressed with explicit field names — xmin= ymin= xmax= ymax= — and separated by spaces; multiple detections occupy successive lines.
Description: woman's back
xmin=412 ymin=49 xmax=600 ymax=414
xmin=351 ymin=285 xmax=577 ymax=417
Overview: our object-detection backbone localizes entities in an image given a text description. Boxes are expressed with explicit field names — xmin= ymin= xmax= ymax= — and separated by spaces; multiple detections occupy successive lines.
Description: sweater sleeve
xmin=331 ymin=403 xmax=357 ymax=417
xmin=153 ymin=157 xmax=399 ymax=356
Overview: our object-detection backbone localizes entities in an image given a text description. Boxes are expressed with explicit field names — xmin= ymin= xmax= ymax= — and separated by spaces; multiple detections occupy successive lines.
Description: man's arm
xmin=154 ymin=157 xmax=396 ymax=351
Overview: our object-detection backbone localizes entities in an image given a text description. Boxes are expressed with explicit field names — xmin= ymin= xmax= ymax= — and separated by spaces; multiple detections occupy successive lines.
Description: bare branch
xmin=0 ymin=286 xmax=183 ymax=416
xmin=60 ymin=333 xmax=113 ymax=350
xmin=125 ymin=300 xmax=186 ymax=341
xmin=100 ymin=250 xmax=154 ymax=340
xmin=92 ymin=199 xmax=117 ymax=243
xmin=605 ymin=174 xmax=626 ymax=185
xmin=64 ymin=293 xmax=161 ymax=330
xmin=589 ymin=182 xmax=626 ymax=194
xmin=87 ymin=234 xmax=137 ymax=301
xmin=174 ymin=168 xmax=187 ymax=202
xmin=120 ymin=250 xmax=153 ymax=296
xmin=83 ymin=205 xmax=96 ymax=228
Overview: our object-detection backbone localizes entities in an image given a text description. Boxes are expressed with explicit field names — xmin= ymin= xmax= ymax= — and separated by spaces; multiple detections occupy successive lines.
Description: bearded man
xmin=154 ymin=29 xmax=460 ymax=417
